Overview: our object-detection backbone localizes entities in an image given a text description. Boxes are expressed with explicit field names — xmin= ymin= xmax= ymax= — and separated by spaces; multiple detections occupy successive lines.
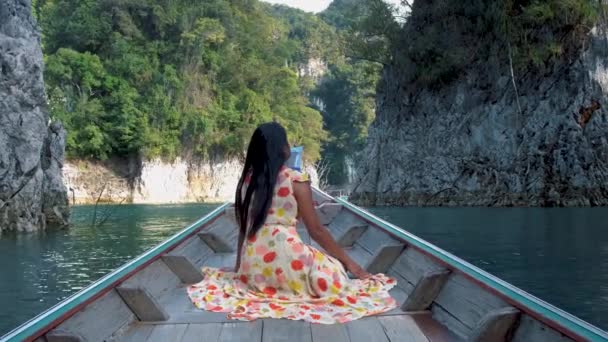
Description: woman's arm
xmin=293 ymin=181 xmax=371 ymax=279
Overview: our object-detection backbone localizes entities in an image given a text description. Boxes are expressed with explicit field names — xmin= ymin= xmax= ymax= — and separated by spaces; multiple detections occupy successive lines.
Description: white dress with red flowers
xmin=187 ymin=167 xmax=397 ymax=324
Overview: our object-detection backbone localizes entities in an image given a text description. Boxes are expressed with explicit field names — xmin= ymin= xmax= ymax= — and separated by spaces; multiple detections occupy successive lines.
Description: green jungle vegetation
xmin=35 ymin=0 xmax=600 ymax=184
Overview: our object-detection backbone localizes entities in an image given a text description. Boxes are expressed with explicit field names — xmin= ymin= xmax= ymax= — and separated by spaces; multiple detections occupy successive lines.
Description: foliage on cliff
xmin=393 ymin=0 xmax=599 ymax=88
xmin=311 ymin=0 xmax=398 ymax=184
xmin=39 ymin=0 xmax=332 ymax=161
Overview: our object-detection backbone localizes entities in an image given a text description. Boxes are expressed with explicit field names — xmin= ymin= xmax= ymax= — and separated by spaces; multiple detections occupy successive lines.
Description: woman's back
xmin=244 ymin=166 xmax=309 ymax=228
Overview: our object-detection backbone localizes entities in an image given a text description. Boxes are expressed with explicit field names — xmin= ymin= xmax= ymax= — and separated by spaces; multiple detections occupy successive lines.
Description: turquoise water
xmin=0 ymin=204 xmax=607 ymax=335
xmin=0 ymin=203 xmax=218 ymax=336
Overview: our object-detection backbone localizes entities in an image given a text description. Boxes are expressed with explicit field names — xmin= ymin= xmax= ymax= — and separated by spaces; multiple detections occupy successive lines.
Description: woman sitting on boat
xmin=188 ymin=122 xmax=397 ymax=324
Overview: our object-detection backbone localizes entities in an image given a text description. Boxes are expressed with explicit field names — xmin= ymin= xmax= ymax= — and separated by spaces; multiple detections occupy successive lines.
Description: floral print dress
xmin=187 ymin=166 xmax=397 ymax=324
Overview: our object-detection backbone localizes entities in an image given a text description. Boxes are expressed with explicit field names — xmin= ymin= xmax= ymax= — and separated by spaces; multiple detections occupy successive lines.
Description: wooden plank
xmin=468 ymin=307 xmax=520 ymax=342
xmin=431 ymin=303 xmax=470 ymax=340
xmin=390 ymin=248 xmax=445 ymax=292
xmin=199 ymin=215 xmax=239 ymax=253
xmin=345 ymin=245 xmax=373 ymax=277
xmin=432 ymin=274 xmax=509 ymax=333
xmin=113 ymin=324 xmax=154 ymax=342
xmin=402 ymin=269 xmax=451 ymax=311
xmin=116 ymin=286 xmax=169 ymax=322
xmin=157 ymin=286 xmax=197 ymax=315
xmin=218 ymin=321 xmax=263 ymax=342
xmin=311 ymin=324 xmax=350 ymax=342
xmin=316 ymin=203 xmax=342 ymax=225
xmin=412 ymin=312 xmax=464 ymax=342
xmin=335 ymin=224 xmax=368 ymax=248
xmin=262 ymin=319 xmax=311 ymax=342
xmin=45 ymin=331 xmax=84 ymax=342
xmin=224 ymin=207 xmax=238 ymax=228
xmin=356 ymin=227 xmax=400 ymax=255
xmin=377 ymin=285 xmax=408 ymax=316
xmin=512 ymin=315 xmax=574 ymax=342
xmin=328 ymin=210 xmax=366 ymax=234
xmin=205 ymin=253 xmax=236 ymax=269
xmin=120 ymin=259 xmax=181 ymax=300
xmin=345 ymin=317 xmax=389 ymax=342
xmin=167 ymin=235 xmax=215 ymax=268
xmin=146 ymin=324 xmax=187 ymax=342
xmin=162 ymin=255 xmax=204 ymax=284
xmin=311 ymin=189 xmax=333 ymax=206
xmin=386 ymin=269 xmax=415 ymax=296
xmin=155 ymin=310 xmax=236 ymax=324
xmin=366 ymin=244 xmax=405 ymax=274
xmin=378 ymin=315 xmax=429 ymax=342
xmin=181 ymin=323 xmax=223 ymax=342
xmin=198 ymin=232 xmax=234 ymax=253
xmin=50 ymin=289 xmax=136 ymax=342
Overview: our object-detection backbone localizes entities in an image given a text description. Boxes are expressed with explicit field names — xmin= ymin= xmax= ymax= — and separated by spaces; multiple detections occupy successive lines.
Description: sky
xmin=261 ymin=0 xmax=404 ymax=14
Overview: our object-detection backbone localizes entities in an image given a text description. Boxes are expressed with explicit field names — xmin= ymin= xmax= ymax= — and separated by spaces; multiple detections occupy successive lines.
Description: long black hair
xmin=235 ymin=122 xmax=289 ymax=239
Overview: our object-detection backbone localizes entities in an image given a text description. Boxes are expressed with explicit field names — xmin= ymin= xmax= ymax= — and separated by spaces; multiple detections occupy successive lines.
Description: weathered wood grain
xmin=316 ymin=203 xmax=342 ymax=225
xmin=311 ymin=324 xmax=350 ymax=342
xmin=390 ymin=248 xmax=445 ymax=291
xmin=146 ymin=324 xmax=187 ymax=342
xmin=357 ymin=227 xmax=401 ymax=255
xmin=262 ymin=319 xmax=311 ymax=342
xmin=116 ymin=286 xmax=169 ymax=322
xmin=205 ymin=253 xmax=236 ymax=269
xmin=345 ymin=317 xmax=389 ymax=342
xmin=402 ymin=269 xmax=450 ymax=312
xmin=180 ymin=323 xmax=223 ymax=342
xmin=378 ymin=315 xmax=429 ymax=342
xmin=218 ymin=321 xmax=263 ymax=342
xmin=120 ymin=259 xmax=181 ymax=301
xmin=45 ymin=331 xmax=84 ymax=342
xmin=412 ymin=312 xmax=464 ymax=342
xmin=167 ymin=235 xmax=215 ymax=268
xmin=200 ymin=216 xmax=239 ymax=252
xmin=511 ymin=315 xmax=574 ymax=342
xmin=433 ymin=274 xmax=510 ymax=335
xmin=335 ymin=225 xmax=368 ymax=248
xmin=198 ymin=232 xmax=234 ymax=253
xmin=113 ymin=324 xmax=154 ymax=342
xmin=162 ymin=255 xmax=204 ymax=284
xmin=468 ymin=307 xmax=520 ymax=342
xmin=49 ymin=289 xmax=136 ymax=342
xmin=431 ymin=303 xmax=470 ymax=340
xmin=366 ymin=244 xmax=405 ymax=274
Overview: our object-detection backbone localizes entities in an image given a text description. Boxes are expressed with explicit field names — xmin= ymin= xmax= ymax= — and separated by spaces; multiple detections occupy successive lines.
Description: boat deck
xmin=10 ymin=197 xmax=606 ymax=342
xmin=114 ymin=252 xmax=459 ymax=342
xmin=118 ymin=314 xmax=449 ymax=342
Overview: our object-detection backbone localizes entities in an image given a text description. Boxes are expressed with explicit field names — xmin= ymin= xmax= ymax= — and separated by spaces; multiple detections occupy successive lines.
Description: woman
xmin=188 ymin=122 xmax=397 ymax=324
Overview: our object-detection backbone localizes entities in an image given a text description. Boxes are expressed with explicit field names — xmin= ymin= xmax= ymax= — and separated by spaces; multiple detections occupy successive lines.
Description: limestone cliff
xmin=63 ymin=159 xmax=319 ymax=204
xmin=0 ymin=0 xmax=69 ymax=232
xmin=353 ymin=5 xmax=608 ymax=206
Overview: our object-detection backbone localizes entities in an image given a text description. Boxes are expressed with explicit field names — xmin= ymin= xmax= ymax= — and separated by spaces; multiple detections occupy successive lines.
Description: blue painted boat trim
xmin=0 ymin=203 xmax=230 ymax=342
xmin=333 ymin=196 xmax=608 ymax=341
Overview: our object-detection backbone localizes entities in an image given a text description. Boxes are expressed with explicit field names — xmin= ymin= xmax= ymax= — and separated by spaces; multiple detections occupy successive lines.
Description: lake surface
xmin=0 ymin=204 xmax=607 ymax=336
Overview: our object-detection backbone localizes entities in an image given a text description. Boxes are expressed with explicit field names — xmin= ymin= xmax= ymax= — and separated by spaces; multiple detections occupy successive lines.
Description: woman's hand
xmin=346 ymin=262 xmax=372 ymax=280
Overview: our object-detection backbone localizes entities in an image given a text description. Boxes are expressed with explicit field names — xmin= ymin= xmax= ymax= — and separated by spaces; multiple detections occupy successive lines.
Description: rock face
xmin=0 ymin=0 xmax=69 ymax=232
xmin=353 ymin=12 xmax=608 ymax=206
xmin=63 ymin=158 xmax=319 ymax=204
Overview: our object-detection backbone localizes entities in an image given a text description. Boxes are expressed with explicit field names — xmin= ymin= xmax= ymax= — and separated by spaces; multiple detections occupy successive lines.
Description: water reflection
xmin=0 ymin=203 xmax=217 ymax=336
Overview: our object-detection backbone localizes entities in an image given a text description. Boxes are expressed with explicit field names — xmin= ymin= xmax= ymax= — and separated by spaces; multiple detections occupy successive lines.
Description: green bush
xmin=40 ymin=0 xmax=331 ymax=161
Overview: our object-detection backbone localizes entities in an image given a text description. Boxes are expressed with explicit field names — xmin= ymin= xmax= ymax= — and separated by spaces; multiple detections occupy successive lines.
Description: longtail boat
xmin=1 ymin=188 xmax=607 ymax=342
